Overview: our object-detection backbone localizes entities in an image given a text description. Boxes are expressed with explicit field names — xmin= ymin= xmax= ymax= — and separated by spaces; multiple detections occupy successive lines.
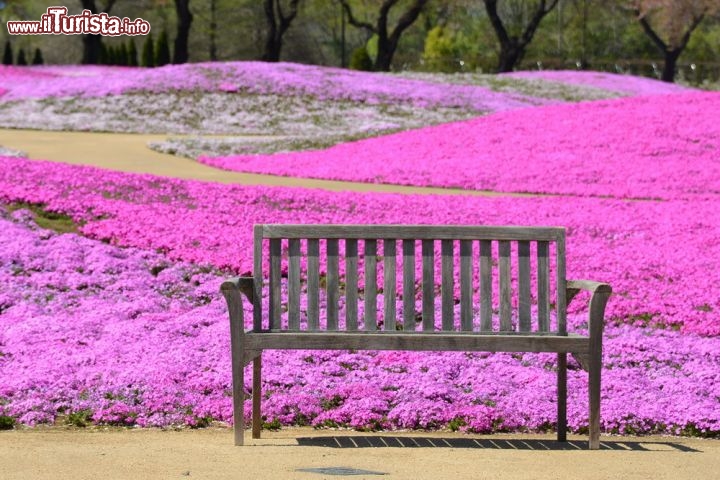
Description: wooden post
xmin=221 ymin=279 xmax=246 ymax=446
xmin=252 ymin=356 xmax=262 ymax=439
xmin=557 ymin=352 xmax=567 ymax=442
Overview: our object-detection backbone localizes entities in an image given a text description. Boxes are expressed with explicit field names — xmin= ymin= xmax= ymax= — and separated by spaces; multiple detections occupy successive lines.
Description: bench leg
xmin=588 ymin=349 xmax=601 ymax=450
xmin=252 ymin=354 xmax=262 ymax=439
xmin=557 ymin=352 xmax=567 ymax=442
xmin=232 ymin=352 xmax=245 ymax=446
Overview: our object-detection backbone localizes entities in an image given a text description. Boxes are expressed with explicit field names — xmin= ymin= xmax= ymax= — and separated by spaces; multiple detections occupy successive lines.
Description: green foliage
xmin=108 ymin=45 xmax=117 ymax=65
xmin=7 ymin=202 xmax=79 ymax=234
xmin=2 ymin=40 xmax=12 ymax=66
xmin=366 ymin=34 xmax=378 ymax=63
xmin=118 ymin=43 xmax=129 ymax=66
xmin=16 ymin=48 xmax=27 ymax=66
xmin=349 ymin=46 xmax=373 ymax=71
xmin=128 ymin=40 xmax=139 ymax=67
xmin=448 ymin=416 xmax=467 ymax=432
xmin=422 ymin=26 xmax=474 ymax=73
xmin=66 ymin=409 xmax=93 ymax=427
xmin=32 ymin=48 xmax=44 ymax=65
xmin=262 ymin=417 xmax=282 ymax=430
xmin=141 ymin=34 xmax=155 ymax=68
xmin=155 ymin=30 xmax=171 ymax=67
xmin=98 ymin=43 xmax=108 ymax=64
xmin=0 ymin=415 xmax=15 ymax=430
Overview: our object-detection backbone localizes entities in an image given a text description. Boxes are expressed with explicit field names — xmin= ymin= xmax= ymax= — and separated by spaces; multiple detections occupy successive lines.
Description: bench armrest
xmin=566 ymin=280 xmax=612 ymax=372
xmin=221 ymin=276 xmax=254 ymax=305
xmin=566 ymin=279 xmax=612 ymax=336
xmin=566 ymin=280 xmax=612 ymax=304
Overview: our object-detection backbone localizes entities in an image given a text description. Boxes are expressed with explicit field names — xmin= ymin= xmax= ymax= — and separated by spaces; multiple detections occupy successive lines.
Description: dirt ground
xmin=2 ymin=427 xmax=718 ymax=480
xmin=1 ymin=128 xmax=717 ymax=479
xmin=0 ymin=128 xmax=536 ymax=197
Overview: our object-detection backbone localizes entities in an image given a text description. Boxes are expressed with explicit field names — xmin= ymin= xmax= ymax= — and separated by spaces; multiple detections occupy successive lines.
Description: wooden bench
xmin=221 ymin=225 xmax=612 ymax=449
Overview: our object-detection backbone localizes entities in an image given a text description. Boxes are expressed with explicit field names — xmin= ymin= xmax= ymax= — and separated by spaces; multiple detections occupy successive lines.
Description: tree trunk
xmin=374 ymin=42 xmax=395 ymax=72
xmin=497 ymin=43 xmax=523 ymax=73
xmin=209 ymin=0 xmax=217 ymax=61
xmin=262 ymin=36 xmax=282 ymax=62
xmin=173 ymin=0 xmax=193 ymax=64
xmin=82 ymin=34 xmax=102 ymax=64
xmin=662 ymin=50 xmax=680 ymax=83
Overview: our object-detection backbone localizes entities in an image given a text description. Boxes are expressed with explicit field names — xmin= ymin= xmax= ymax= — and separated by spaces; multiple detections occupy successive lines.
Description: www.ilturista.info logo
xmin=7 ymin=7 xmax=151 ymax=36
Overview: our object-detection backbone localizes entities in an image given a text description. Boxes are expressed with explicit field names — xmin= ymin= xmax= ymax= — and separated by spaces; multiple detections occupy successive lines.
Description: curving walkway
xmin=0 ymin=128 xmax=538 ymax=197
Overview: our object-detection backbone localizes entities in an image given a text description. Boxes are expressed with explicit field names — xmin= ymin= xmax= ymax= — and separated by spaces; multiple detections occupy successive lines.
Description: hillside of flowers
xmin=504 ymin=70 xmax=691 ymax=97
xmin=200 ymin=91 xmax=720 ymax=201
xmin=0 ymin=62 xmax=550 ymax=137
xmin=0 ymin=63 xmax=686 ymax=139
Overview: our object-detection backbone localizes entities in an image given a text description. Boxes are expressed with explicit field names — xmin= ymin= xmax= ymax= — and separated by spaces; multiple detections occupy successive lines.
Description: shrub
xmin=0 ymin=415 xmax=15 ymax=430
xmin=141 ymin=34 xmax=154 ymax=67
xmin=32 ymin=48 xmax=44 ymax=65
xmin=2 ymin=40 xmax=12 ymax=65
xmin=128 ymin=40 xmax=139 ymax=67
xmin=155 ymin=30 xmax=170 ymax=67
xmin=16 ymin=48 xmax=27 ymax=66
xmin=349 ymin=46 xmax=373 ymax=71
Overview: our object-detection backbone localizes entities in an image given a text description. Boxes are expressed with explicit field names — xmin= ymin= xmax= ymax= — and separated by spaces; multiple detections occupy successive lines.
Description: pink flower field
xmin=0 ymin=154 xmax=719 ymax=435
xmin=0 ymin=64 xmax=718 ymax=438
xmin=200 ymin=91 xmax=720 ymax=201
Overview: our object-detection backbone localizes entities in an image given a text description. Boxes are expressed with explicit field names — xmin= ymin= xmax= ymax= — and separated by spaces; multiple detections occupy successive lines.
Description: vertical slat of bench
xmin=345 ymin=239 xmax=359 ymax=331
xmin=403 ymin=240 xmax=415 ymax=332
xmin=479 ymin=240 xmax=493 ymax=332
xmin=327 ymin=239 xmax=339 ymax=330
xmin=537 ymin=241 xmax=550 ymax=332
xmin=269 ymin=238 xmax=282 ymax=330
xmin=518 ymin=240 xmax=531 ymax=332
xmin=307 ymin=239 xmax=320 ymax=331
xmin=383 ymin=240 xmax=397 ymax=331
xmin=364 ymin=239 xmax=378 ymax=331
xmin=288 ymin=238 xmax=301 ymax=331
xmin=556 ymin=235 xmax=567 ymax=334
xmin=253 ymin=225 xmax=263 ymax=332
xmin=498 ymin=240 xmax=512 ymax=332
xmin=441 ymin=240 xmax=454 ymax=331
xmin=422 ymin=240 xmax=435 ymax=331
xmin=460 ymin=240 xmax=473 ymax=332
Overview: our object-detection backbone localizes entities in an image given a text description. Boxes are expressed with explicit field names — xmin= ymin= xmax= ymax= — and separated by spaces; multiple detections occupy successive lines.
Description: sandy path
xmin=1 ymin=427 xmax=716 ymax=480
xmin=0 ymin=128 xmax=537 ymax=197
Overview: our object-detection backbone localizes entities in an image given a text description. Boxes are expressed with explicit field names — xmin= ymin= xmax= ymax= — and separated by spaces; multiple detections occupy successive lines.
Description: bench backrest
xmin=252 ymin=224 xmax=567 ymax=335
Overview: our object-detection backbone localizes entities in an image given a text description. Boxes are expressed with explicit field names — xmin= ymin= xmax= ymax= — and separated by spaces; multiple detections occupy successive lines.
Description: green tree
xmin=155 ymin=29 xmax=171 ymax=66
xmin=422 ymin=25 xmax=473 ymax=72
xmin=261 ymin=0 xmax=302 ymax=62
xmin=339 ymin=0 xmax=430 ymax=71
xmin=173 ymin=0 xmax=194 ymax=64
xmin=32 ymin=48 xmax=44 ymax=65
xmin=2 ymin=41 xmax=12 ymax=66
xmin=142 ymin=34 xmax=155 ymax=67
xmin=16 ymin=48 xmax=27 ymax=66
xmin=118 ymin=43 xmax=129 ymax=66
xmin=483 ymin=0 xmax=560 ymax=72
xmin=629 ymin=0 xmax=719 ymax=82
xmin=128 ymin=40 xmax=139 ymax=67
xmin=80 ymin=0 xmax=117 ymax=64
xmin=349 ymin=45 xmax=373 ymax=70
xmin=107 ymin=45 xmax=117 ymax=65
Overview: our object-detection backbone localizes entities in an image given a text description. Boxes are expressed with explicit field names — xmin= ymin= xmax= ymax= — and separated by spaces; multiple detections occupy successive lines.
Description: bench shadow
xmin=296 ymin=436 xmax=699 ymax=452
